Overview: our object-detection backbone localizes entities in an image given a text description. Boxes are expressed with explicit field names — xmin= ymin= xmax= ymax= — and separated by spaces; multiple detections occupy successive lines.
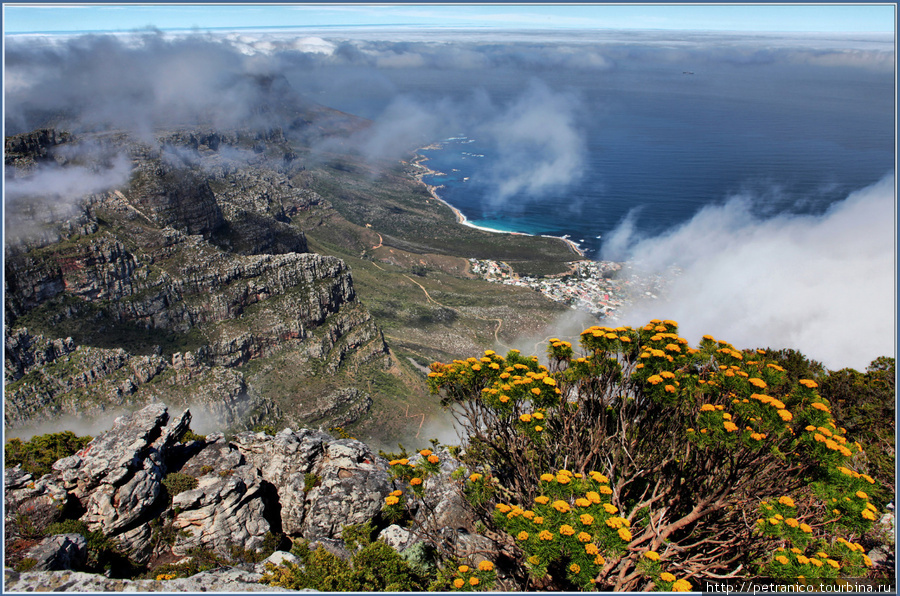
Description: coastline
xmin=410 ymin=149 xmax=586 ymax=259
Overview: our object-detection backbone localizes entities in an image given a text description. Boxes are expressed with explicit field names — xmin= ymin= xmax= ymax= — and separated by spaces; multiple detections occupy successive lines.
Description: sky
xmin=2 ymin=3 xmax=897 ymax=35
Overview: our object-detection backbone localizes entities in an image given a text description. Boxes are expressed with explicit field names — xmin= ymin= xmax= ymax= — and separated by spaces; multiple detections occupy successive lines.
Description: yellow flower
xmin=577 ymin=531 xmax=592 ymax=542
xmin=777 ymin=409 xmax=793 ymax=422
xmin=469 ymin=577 xmax=479 ymax=586
xmin=575 ymin=497 xmax=591 ymax=508
xmin=585 ymin=543 xmax=599 ymax=555
xmin=798 ymin=379 xmax=818 ymax=388
xmin=469 ymin=473 xmax=483 ymax=482
xmin=809 ymin=558 xmax=823 ymax=568
xmin=542 ymin=376 xmax=557 ymax=386
xmin=603 ymin=503 xmax=619 ymax=514
xmin=785 ymin=518 xmax=799 ymax=528
xmin=797 ymin=556 xmax=810 ymax=565
xmin=811 ymin=402 xmax=830 ymax=412
xmin=672 ymin=579 xmax=692 ymax=592
xmin=863 ymin=555 xmax=873 ymax=567
xmin=589 ymin=471 xmax=609 ymax=483
xmin=385 ymin=496 xmax=400 ymax=506
xmin=826 ymin=559 xmax=840 ymax=569
xmin=478 ymin=560 xmax=494 ymax=572
xmin=410 ymin=477 xmax=423 ymax=486
xmin=618 ymin=528 xmax=632 ymax=541
xmin=419 ymin=449 xmax=433 ymax=457
xmin=534 ymin=412 xmax=545 ymax=420
xmin=533 ymin=516 xmax=544 ymax=525
xmin=560 ymin=524 xmax=575 ymax=536
xmin=586 ymin=491 xmax=602 ymax=503
xmin=499 ymin=395 xmax=510 ymax=403
xmin=556 ymin=474 xmax=570 ymax=484
xmin=799 ymin=523 xmax=812 ymax=533
xmin=856 ymin=491 xmax=869 ymax=500
xmin=517 ymin=531 xmax=529 ymax=541
xmin=391 ymin=489 xmax=403 ymax=496
xmin=776 ymin=556 xmax=790 ymax=565
xmin=531 ymin=387 xmax=541 ymax=395
xmin=724 ymin=421 xmax=738 ymax=432
xmin=539 ymin=530 xmax=554 ymax=541
xmin=552 ymin=500 xmax=571 ymax=513
xmin=700 ymin=404 xmax=716 ymax=412
xmin=569 ymin=563 xmax=581 ymax=574
xmin=862 ymin=509 xmax=876 ymax=521
xmin=594 ymin=554 xmax=606 ymax=565
xmin=453 ymin=578 xmax=465 ymax=589
xmin=535 ymin=495 xmax=550 ymax=505
xmin=660 ymin=572 xmax=676 ymax=582
xmin=580 ymin=514 xmax=595 ymax=525
xmin=748 ymin=378 xmax=767 ymax=389
xmin=535 ymin=426 xmax=544 ymax=432
xmin=540 ymin=473 xmax=555 ymax=482
xmin=644 ymin=551 xmax=660 ymax=561
xmin=495 ymin=503 xmax=511 ymax=513
xmin=778 ymin=496 xmax=795 ymax=508
xmin=599 ymin=486 xmax=613 ymax=495
xmin=458 ymin=565 xmax=470 ymax=573
xmin=520 ymin=414 xmax=532 ymax=423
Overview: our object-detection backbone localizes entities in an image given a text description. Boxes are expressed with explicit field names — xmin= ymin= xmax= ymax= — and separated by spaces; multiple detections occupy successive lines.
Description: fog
xmin=603 ymin=173 xmax=895 ymax=371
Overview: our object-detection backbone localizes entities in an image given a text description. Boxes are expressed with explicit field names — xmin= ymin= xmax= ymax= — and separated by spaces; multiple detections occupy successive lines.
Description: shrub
xmin=5 ymin=431 xmax=92 ymax=477
xmin=261 ymin=524 xmax=429 ymax=591
xmin=162 ymin=472 xmax=198 ymax=500
xmin=428 ymin=321 xmax=889 ymax=590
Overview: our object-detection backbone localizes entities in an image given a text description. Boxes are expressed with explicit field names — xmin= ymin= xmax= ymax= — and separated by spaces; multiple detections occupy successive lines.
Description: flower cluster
xmin=447 ymin=560 xmax=497 ymax=592
xmin=492 ymin=469 xmax=632 ymax=590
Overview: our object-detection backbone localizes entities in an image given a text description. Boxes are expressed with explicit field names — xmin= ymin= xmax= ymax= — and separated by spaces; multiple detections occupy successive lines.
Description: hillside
xmin=3 ymin=90 xmax=585 ymax=447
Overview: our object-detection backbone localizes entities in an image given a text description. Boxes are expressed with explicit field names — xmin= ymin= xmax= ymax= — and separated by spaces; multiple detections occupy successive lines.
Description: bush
xmin=162 ymin=472 xmax=198 ymax=500
xmin=261 ymin=524 xmax=429 ymax=591
xmin=428 ymin=321 xmax=889 ymax=590
xmin=5 ymin=431 xmax=92 ymax=477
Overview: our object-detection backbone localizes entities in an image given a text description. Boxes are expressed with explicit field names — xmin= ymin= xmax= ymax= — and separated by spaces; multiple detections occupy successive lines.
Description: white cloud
xmin=607 ymin=173 xmax=895 ymax=370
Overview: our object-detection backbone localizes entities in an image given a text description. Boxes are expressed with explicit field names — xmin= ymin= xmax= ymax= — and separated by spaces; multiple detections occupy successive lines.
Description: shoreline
xmin=411 ymin=149 xmax=587 ymax=259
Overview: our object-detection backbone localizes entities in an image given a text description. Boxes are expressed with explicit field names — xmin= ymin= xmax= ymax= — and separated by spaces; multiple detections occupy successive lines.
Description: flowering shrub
xmin=429 ymin=321 xmax=886 ymax=590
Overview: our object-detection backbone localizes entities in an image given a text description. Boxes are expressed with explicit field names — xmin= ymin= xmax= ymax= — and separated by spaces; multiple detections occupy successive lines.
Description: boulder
xmin=24 ymin=534 xmax=87 ymax=571
xmin=171 ymin=464 xmax=271 ymax=556
xmin=4 ymin=466 xmax=69 ymax=537
xmin=301 ymin=439 xmax=392 ymax=540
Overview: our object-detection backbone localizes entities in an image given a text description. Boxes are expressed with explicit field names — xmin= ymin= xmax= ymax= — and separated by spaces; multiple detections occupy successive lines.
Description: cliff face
xmin=4 ymin=126 xmax=390 ymax=433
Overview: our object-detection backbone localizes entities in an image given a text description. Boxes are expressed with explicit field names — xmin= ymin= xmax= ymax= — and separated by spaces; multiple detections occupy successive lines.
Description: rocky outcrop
xmin=4 ymin=567 xmax=296 ymax=592
xmin=24 ymin=534 xmax=88 ymax=571
xmin=4 ymin=403 xmax=486 ymax=587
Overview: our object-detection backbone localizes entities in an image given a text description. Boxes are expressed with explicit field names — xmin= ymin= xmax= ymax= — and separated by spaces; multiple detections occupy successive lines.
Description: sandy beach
xmin=412 ymin=150 xmax=586 ymax=259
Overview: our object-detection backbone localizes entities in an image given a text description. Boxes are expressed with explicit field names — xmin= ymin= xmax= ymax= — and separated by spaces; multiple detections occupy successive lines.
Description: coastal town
xmin=468 ymin=257 xmax=678 ymax=321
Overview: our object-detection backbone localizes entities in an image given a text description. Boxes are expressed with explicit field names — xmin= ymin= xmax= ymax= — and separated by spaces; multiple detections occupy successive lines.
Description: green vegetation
xmin=410 ymin=320 xmax=894 ymax=591
xmin=260 ymin=523 xmax=430 ymax=591
xmin=161 ymin=472 xmax=199 ymax=500
xmin=5 ymin=431 xmax=92 ymax=477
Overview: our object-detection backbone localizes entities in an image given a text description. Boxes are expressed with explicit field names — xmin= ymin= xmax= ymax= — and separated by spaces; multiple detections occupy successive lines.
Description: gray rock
xmin=379 ymin=524 xmax=415 ymax=552
xmin=255 ymin=550 xmax=301 ymax=574
xmin=4 ymin=566 xmax=300 ymax=592
xmin=301 ymin=439 xmax=391 ymax=540
xmin=25 ymin=534 xmax=87 ymax=571
xmin=171 ymin=464 xmax=271 ymax=556
xmin=4 ymin=468 xmax=69 ymax=537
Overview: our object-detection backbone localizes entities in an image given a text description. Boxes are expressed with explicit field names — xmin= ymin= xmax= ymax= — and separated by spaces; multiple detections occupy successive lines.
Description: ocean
xmin=407 ymin=54 xmax=895 ymax=259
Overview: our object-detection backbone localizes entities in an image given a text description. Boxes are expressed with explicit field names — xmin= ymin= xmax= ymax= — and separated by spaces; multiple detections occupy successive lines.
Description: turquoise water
xmin=416 ymin=66 xmax=894 ymax=259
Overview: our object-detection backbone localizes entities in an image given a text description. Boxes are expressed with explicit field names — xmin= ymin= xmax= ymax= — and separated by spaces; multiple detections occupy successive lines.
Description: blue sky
xmin=3 ymin=4 xmax=896 ymax=35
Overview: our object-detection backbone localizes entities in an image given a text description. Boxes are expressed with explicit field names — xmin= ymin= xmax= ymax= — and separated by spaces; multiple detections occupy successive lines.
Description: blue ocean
xmin=410 ymin=60 xmax=894 ymax=259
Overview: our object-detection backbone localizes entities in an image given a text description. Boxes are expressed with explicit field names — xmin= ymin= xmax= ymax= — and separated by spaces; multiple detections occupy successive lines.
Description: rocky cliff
xmin=4 ymin=404 xmax=486 ymax=585
xmin=4 ymin=125 xmax=390 ymax=433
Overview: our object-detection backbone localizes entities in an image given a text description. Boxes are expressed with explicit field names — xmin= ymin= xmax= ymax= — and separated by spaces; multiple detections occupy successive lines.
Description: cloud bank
xmin=604 ymin=173 xmax=895 ymax=371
